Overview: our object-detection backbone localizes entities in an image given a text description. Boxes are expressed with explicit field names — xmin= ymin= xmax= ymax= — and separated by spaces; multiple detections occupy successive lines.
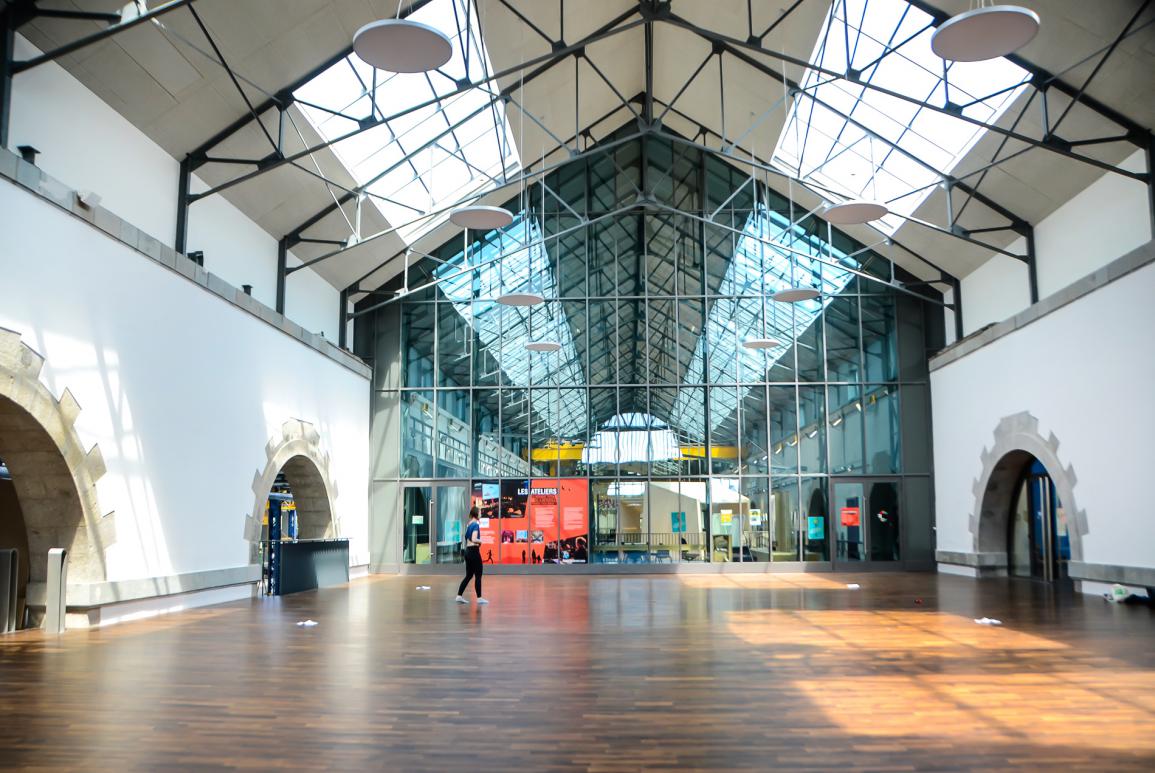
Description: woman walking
xmin=456 ymin=507 xmax=488 ymax=605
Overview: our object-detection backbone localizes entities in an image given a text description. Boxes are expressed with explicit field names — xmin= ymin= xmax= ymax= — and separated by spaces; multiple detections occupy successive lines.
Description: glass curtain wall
xmin=361 ymin=129 xmax=942 ymax=567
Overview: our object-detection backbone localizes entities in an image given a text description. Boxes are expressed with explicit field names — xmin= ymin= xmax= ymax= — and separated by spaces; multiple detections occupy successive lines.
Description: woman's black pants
xmin=458 ymin=547 xmax=482 ymax=596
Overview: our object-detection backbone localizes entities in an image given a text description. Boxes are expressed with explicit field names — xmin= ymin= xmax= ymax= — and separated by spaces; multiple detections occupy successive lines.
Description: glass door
xmin=402 ymin=485 xmax=432 ymax=564
xmin=831 ymin=478 xmax=901 ymax=565
xmin=832 ymin=481 xmax=866 ymax=562
xmin=434 ymin=484 xmax=470 ymax=564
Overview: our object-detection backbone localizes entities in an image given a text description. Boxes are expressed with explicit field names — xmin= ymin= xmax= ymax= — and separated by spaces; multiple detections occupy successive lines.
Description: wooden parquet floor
xmin=1 ymin=572 xmax=1153 ymax=771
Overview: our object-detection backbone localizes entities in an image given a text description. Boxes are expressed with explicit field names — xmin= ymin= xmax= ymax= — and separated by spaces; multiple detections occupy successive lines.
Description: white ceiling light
xmin=496 ymin=291 xmax=545 ymax=307
xmin=525 ymin=341 xmax=562 ymax=353
xmin=824 ymin=199 xmax=889 ymax=225
xmin=450 ymin=205 xmax=514 ymax=230
xmin=930 ymin=6 xmax=1040 ymax=63
xmin=742 ymin=338 xmax=783 ymax=350
xmin=772 ymin=288 xmax=820 ymax=303
xmin=353 ymin=19 xmax=453 ymax=73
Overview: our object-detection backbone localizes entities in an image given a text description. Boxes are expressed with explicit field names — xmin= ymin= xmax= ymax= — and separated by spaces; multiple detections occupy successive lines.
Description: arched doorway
xmin=0 ymin=394 xmax=100 ymax=628
xmin=1007 ymin=456 xmax=1070 ymax=582
xmin=971 ymin=413 xmax=1087 ymax=579
xmin=247 ymin=419 xmax=340 ymax=565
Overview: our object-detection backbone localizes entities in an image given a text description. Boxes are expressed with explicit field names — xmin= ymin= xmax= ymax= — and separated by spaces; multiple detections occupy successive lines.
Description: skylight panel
xmin=773 ymin=0 xmax=1031 ymax=235
xmin=294 ymin=0 xmax=520 ymax=244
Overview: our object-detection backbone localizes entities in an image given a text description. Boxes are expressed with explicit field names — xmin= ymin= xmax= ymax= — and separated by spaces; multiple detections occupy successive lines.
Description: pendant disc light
xmin=496 ymin=291 xmax=545 ymax=307
xmin=353 ymin=19 xmax=453 ymax=73
xmin=742 ymin=338 xmax=783 ymax=350
xmin=450 ymin=205 xmax=514 ymax=230
xmin=930 ymin=6 xmax=1040 ymax=62
xmin=525 ymin=341 xmax=562 ymax=353
xmin=824 ymin=199 xmax=889 ymax=225
xmin=771 ymin=288 xmax=820 ymax=303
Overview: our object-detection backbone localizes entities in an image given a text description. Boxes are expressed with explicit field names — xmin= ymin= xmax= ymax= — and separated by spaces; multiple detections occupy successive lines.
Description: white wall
xmin=931 ymin=260 xmax=1155 ymax=573
xmin=0 ymin=183 xmax=370 ymax=579
xmin=8 ymin=34 xmax=179 ymax=245
xmin=959 ymin=244 xmax=1030 ymax=334
xmin=7 ymin=34 xmax=341 ymax=341
xmin=956 ymin=150 xmax=1150 ymax=337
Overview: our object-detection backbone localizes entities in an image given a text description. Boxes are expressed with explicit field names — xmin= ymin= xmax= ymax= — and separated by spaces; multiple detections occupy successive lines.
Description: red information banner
xmin=840 ymin=506 xmax=861 ymax=527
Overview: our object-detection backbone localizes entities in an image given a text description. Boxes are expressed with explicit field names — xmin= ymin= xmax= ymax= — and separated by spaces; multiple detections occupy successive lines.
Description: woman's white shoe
xmin=455 ymin=595 xmax=469 ymax=604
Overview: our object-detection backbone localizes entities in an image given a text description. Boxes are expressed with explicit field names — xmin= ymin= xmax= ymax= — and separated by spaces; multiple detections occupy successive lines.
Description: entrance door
xmin=402 ymin=485 xmax=431 ymax=564
xmin=403 ymin=482 xmax=470 ymax=565
xmin=434 ymin=484 xmax=470 ymax=564
xmin=1009 ymin=460 xmax=1069 ymax=581
xmin=831 ymin=478 xmax=901 ymax=565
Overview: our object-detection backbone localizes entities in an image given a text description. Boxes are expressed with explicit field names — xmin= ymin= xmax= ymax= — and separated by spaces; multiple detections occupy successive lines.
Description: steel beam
xmin=664 ymin=12 xmax=1148 ymax=182
xmin=276 ymin=237 xmax=288 ymax=314
xmin=198 ymin=12 xmax=644 ymax=208
xmin=903 ymin=0 xmax=1152 ymax=147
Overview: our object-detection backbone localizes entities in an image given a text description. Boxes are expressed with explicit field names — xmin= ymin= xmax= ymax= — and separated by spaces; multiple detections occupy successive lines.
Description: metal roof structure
xmin=5 ymin=0 xmax=1153 ymax=341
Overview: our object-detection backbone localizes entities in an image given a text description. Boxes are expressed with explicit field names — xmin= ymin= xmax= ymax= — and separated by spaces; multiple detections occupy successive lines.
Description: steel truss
xmin=3 ymin=0 xmax=1152 ymax=347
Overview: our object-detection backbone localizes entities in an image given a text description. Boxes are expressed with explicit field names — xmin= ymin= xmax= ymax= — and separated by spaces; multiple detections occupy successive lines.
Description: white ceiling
xmin=17 ymin=0 xmax=1155 ymax=293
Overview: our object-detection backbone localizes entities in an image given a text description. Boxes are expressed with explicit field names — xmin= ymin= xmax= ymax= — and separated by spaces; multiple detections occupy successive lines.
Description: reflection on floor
xmin=1 ymin=573 xmax=1153 ymax=770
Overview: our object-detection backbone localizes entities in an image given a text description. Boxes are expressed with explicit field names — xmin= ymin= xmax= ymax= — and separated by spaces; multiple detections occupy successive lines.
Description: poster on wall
xmin=527 ymin=480 xmax=559 ymax=565
xmin=472 ymin=482 xmax=501 ymax=563
xmin=840 ymin=507 xmax=860 ymax=527
xmin=807 ymin=516 xmax=825 ymax=540
xmin=558 ymin=478 xmax=589 ymax=563
xmin=498 ymin=480 xmax=530 ymax=564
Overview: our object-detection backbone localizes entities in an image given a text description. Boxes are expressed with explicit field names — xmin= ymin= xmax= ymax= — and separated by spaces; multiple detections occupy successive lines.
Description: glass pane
xmin=833 ymin=481 xmax=866 ymax=561
xmin=742 ymin=477 xmax=771 ymax=562
xmin=867 ymin=481 xmax=901 ymax=561
xmin=402 ymin=300 xmax=435 ymax=388
xmin=436 ymin=390 xmax=471 ymax=477
xmin=472 ymin=389 xmax=501 ymax=477
xmin=828 ymin=384 xmax=864 ymax=474
xmin=435 ymin=485 xmax=470 ymax=564
xmin=825 ymin=295 xmax=861 ymax=383
xmin=771 ymin=476 xmax=799 ymax=561
xmin=864 ymin=386 xmax=900 ymax=474
xmin=798 ymin=386 xmax=826 ymax=474
xmin=861 ymin=292 xmax=897 ymax=382
xmin=1010 ymin=481 xmax=1031 ymax=576
xmin=402 ymin=485 xmax=432 ymax=564
xmin=801 ymin=477 xmax=829 ymax=561
xmin=437 ymin=301 xmax=471 ymax=388
xmin=401 ymin=391 xmax=434 ymax=478
xmin=709 ymin=387 xmax=740 ymax=476
xmin=739 ymin=385 xmax=769 ymax=476
xmin=768 ymin=386 xmax=798 ymax=475
xmin=709 ymin=477 xmax=742 ymax=562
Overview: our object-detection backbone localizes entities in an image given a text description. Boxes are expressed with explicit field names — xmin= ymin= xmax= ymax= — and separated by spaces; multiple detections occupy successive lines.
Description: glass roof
xmin=294 ymin=0 xmax=519 ymax=244
xmin=773 ymin=0 xmax=1032 ymax=234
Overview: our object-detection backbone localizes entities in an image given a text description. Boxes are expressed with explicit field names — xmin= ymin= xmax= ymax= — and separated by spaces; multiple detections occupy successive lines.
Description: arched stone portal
xmin=246 ymin=419 xmax=339 ymax=562
xmin=0 ymin=328 xmax=114 ymax=616
xmin=970 ymin=412 xmax=1087 ymax=571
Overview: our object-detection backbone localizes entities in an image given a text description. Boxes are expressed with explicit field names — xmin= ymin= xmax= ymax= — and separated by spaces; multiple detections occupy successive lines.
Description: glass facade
xmin=358 ymin=131 xmax=943 ymax=567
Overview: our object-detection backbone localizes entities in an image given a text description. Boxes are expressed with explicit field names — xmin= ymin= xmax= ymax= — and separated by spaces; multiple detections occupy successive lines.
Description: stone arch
xmin=0 ymin=328 xmax=114 ymax=594
xmin=246 ymin=419 xmax=339 ymax=562
xmin=971 ymin=412 xmax=1087 ymax=568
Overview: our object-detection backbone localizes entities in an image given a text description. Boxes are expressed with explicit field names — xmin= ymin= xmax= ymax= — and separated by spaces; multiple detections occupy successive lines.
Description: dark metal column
xmin=276 ymin=237 xmax=288 ymax=314
xmin=338 ymin=287 xmax=349 ymax=349
xmin=175 ymin=156 xmax=192 ymax=254
xmin=0 ymin=2 xmax=28 ymax=149
xmin=1023 ymin=226 xmax=1040 ymax=305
